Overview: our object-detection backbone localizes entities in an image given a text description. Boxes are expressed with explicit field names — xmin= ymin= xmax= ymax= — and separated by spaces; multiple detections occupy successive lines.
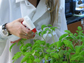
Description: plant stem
xmin=51 ymin=32 xmax=55 ymax=43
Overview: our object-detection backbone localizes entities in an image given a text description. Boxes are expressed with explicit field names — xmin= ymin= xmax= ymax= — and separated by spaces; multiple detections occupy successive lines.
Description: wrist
xmin=2 ymin=23 xmax=11 ymax=36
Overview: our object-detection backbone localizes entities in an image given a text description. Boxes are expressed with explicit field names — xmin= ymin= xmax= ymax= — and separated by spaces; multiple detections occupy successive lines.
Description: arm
xmin=0 ymin=0 xmax=10 ymax=42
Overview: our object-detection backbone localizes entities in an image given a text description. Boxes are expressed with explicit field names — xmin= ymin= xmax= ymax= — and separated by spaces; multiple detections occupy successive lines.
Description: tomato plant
xmin=10 ymin=25 xmax=84 ymax=63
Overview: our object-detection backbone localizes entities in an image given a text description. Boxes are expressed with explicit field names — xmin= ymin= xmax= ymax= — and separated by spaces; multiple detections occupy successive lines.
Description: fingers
xmin=20 ymin=32 xmax=35 ymax=39
xmin=18 ymin=29 xmax=35 ymax=39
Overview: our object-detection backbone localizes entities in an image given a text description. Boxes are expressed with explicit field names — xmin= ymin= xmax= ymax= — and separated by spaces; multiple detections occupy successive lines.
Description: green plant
xmin=10 ymin=25 xmax=84 ymax=63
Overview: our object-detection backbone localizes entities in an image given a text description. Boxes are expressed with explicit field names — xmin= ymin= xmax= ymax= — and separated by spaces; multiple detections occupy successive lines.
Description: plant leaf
xmin=59 ymin=34 xmax=68 ymax=40
xmin=63 ymin=40 xmax=74 ymax=50
xmin=9 ymin=43 xmax=16 ymax=52
xmin=41 ymin=25 xmax=47 ymax=30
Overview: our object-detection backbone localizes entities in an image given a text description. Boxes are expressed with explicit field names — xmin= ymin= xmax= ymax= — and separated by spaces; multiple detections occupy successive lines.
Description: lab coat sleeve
xmin=0 ymin=0 xmax=10 ymax=42
xmin=34 ymin=0 xmax=67 ymax=44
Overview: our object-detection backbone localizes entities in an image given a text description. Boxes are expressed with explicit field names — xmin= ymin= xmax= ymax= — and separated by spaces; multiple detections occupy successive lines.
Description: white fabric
xmin=0 ymin=0 xmax=67 ymax=63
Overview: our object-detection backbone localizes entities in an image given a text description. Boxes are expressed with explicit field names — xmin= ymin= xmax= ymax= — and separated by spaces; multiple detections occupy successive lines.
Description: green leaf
xmin=19 ymin=44 xmax=24 ymax=51
xmin=27 ymin=59 xmax=32 ymax=63
xmin=12 ymin=52 xmax=22 ymax=61
xmin=21 ymin=56 xmax=28 ymax=63
xmin=58 ymin=50 xmax=64 ymax=57
xmin=50 ymin=27 xmax=57 ymax=31
xmin=41 ymin=25 xmax=47 ymax=30
xmin=65 ymin=30 xmax=71 ymax=34
xmin=39 ymin=31 xmax=42 ymax=36
xmin=34 ymin=52 xmax=40 ymax=57
xmin=41 ymin=30 xmax=47 ymax=36
xmin=62 ymin=61 xmax=67 ymax=63
xmin=21 ymin=52 xmax=31 ymax=63
xmin=9 ymin=43 xmax=16 ymax=52
xmin=46 ymin=49 xmax=51 ymax=53
xmin=51 ymin=53 xmax=59 ymax=59
xmin=77 ymin=26 xmax=82 ymax=31
xmin=66 ymin=37 xmax=73 ymax=40
xmin=70 ymin=33 xmax=73 ymax=36
xmin=48 ymin=24 xmax=52 ymax=27
xmin=82 ymin=37 xmax=84 ymax=42
xmin=46 ymin=43 xmax=50 ymax=47
xmin=44 ymin=28 xmax=50 ymax=32
xmin=34 ymin=58 xmax=41 ymax=62
xmin=63 ymin=40 xmax=74 ymax=50
xmin=45 ymin=55 xmax=49 ymax=60
xmin=59 ymin=34 xmax=68 ymax=40
xmin=79 ymin=51 xmax=84 ymax=55
xmin=70 ymin=55 xmax=83 ymax=61
xmin=68 ymin=49 xmax=72 ymax=53
xmin=75 ymin=46 xmax=83 ymax=54
xmin=50 ymin=58 xmax=54 ymax=63
xmin=27 ymin=56 xmax=34 ymax=63
xmin=56 ymin=40 xmax=63 ymax=48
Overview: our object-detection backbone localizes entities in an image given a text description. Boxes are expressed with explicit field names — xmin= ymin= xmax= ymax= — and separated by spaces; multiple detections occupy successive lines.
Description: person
xmin=0 ymin=0 xmax=67 ymax=63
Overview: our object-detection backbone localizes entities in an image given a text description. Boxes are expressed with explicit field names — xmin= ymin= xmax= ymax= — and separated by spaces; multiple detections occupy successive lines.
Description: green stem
xmin=51 ymin=32 xmax=55 ymax=43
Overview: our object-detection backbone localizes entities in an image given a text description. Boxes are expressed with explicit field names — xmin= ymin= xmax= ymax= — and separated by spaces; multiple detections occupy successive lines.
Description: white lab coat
xmin=0 ymin=0 xmax=67 ymax=63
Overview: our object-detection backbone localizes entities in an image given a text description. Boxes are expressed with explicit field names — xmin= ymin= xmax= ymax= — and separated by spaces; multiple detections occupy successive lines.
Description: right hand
xmin=6 ymin=18 xmax=35 ymax=39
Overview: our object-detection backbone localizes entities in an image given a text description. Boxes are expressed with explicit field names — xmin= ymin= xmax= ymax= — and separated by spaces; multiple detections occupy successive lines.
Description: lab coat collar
xmin=16 ymin=0 xmax=48 ymax=23
xmin=16 ymin=0 xmax=24 ymax=3
xmin=32 ymin=0 xmax=48 ymax=23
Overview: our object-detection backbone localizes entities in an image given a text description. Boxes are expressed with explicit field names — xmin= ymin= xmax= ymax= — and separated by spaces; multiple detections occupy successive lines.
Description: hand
xmin=6 ymin=18 xmax=35 ymax=39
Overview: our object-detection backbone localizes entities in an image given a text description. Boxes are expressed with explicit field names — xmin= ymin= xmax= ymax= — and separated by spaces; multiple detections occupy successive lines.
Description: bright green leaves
xmin=21 ymin=52 xmax=32 ymax=63
xmin=56 ymin=40 xmax=63 ymax=48
xmin=9 ymin=25 xmax=84 ymax=63
xmin=51 ymin=53 xmax=59 ymax=59
xmin=70 ymin=55 xmax=84 ymax=62
xmin=12 ymin=52 xmax=22 ymax=63
xmin=34 ymin=58 xmax=41 ymax=63
xmin=75 ymin=45 xmax=83 ymax=54
xmin=63 ymin=40 xmax=74 ymax=50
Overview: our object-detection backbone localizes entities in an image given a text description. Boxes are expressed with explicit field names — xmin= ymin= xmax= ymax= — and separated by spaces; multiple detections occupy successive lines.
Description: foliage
xmin=10 ymin=25 xmax=84 ymax=63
